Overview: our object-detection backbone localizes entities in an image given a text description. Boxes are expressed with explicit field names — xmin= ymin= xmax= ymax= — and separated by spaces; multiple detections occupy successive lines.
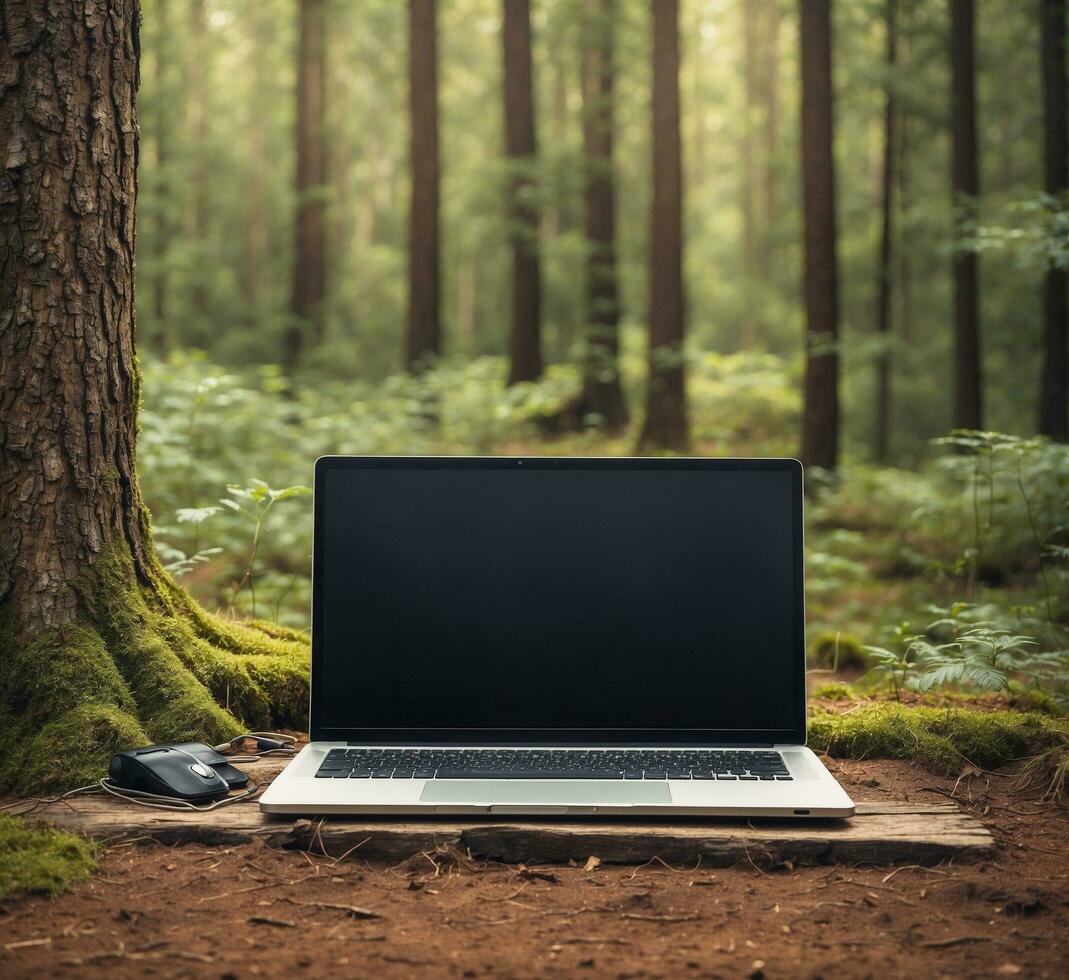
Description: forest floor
xmin=1 ymin=756 xmax=1067 ymax=979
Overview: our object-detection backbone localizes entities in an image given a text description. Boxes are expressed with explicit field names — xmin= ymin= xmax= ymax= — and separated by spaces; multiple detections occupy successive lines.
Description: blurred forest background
xmin=131 ymin=0 xmax=1068 ymax=705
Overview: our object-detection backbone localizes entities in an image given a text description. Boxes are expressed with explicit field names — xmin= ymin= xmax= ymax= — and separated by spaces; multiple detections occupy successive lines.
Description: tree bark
xmin=950 ymin=0 xmax=982 ymax=431
xmin=1039 ymin=0 xmax=1068 ymax=440
xmin=407 ymin=0 xmax=441 ymax=374
xmin=1 ymin=0 xmax=147 ymax=631
xmin=285 ymin=0 xmax=328 ymax=372
xmin=638 ymin=0 xmax=688 ymax=452
xmin=576 ymin=0 xmax=627 ymax=431
xmin=874 ymin=0 xmax=898 ymax=462
xmin=503 ymin=0 xmax=543 ymax=384
xmin=0 ymin=0 xmax=307 ymax=794
xmin=799 ymin=0 xmax=840 ymax=471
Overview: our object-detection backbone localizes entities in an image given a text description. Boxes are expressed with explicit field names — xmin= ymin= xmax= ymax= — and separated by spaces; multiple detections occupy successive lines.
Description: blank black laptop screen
xmin=313 ymin=459 xmax=803 ymax=739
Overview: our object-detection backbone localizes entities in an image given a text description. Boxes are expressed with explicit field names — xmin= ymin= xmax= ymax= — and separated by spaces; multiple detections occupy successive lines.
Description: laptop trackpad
xmin=419 ymin=780 xmax=671 ymax=806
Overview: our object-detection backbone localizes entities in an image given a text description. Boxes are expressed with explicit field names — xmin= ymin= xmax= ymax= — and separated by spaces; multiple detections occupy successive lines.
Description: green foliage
xmin=0 ymin=816 xmax=97 ymax=902
xmin=808 ymin=704 xmax=1067 ymax=775
xmin=863 ymin=603 xmax=1068 ymax=703
xmin=138 ymin=347 xmax=803 ymax=625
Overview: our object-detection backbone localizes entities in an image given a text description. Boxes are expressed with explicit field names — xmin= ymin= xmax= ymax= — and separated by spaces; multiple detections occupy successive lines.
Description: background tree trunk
xmin=950 ymin=0 xmax=982 ymax=430
xmin=285 ymin=0 xmax=328 ymax=371
xmin=762 ymin=0 xmax=782 ymax=268
xmin=407 ymin=0 xmax=441 ymax=374
xmin=874 ymin=0 xmax=899 ymax=462
xmin=503 ymin=0 xmax=543 ymax=384
xmin=799 ymin=0 xmax=840 ymax=471
xmin=1039 ymin=0 xmax=1068 ymax=440
xmin=638 ymin=0 xmax=688 ymax=452
xmin=741 ymin=0 xmax=760 ymax=349
xmin=246 ymin=0 xmax=269 ymax=322
xmin=577 ymin=0 xmax=628 ymax=431
xmin=151 ymin=0 xmax=171 ymax=349
xmin=0 ymin=0 xmax=307 ymax=794
xmin=189 ymin=0 xmax=210 ymax=336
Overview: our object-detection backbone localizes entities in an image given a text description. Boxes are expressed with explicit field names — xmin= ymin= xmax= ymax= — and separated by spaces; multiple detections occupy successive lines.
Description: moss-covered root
xmin=808 ymin=703 xmax=1068 ymax=775
xmin=0 ymin=815 xmax=97 ymax=901
xmin=0 ymin=549 xmax=309 ymax=796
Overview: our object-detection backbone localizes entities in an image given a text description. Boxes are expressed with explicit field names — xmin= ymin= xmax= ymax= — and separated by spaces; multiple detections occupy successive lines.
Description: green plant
xmin=863 ymin=622 xmax=919 ymax=700
xmin=864 ymin=602 xmax=1068 ymax=701
xmin=221 ymin=481 xmax=311 ymax=618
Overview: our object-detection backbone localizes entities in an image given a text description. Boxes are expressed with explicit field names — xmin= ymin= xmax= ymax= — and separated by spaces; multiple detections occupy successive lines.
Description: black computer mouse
xmin=168 ymin=741 xmax=249 ymax=789
xmin=109 ymin=744 xmax=230 ymax=802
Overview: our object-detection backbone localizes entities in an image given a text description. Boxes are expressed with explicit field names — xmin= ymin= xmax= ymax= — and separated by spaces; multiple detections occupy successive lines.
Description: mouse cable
xmin=96 ymin=778 xmax=261 ymax=811
xmin=213 ymin=731 xmax=298 ymax=762
xmin=0 ymin=782 xmax=101 ymax=815
xmin=1 ymin=780 xmax=260 ymax=815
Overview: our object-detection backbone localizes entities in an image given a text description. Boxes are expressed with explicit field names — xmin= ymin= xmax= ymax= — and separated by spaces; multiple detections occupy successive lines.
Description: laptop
xmin=260 ymin=456 xmax=855 ymax=818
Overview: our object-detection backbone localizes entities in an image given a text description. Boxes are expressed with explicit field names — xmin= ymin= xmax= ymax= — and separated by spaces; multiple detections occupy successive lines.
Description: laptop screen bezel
xmin=308 ymin=455 xmax=807 ymax=746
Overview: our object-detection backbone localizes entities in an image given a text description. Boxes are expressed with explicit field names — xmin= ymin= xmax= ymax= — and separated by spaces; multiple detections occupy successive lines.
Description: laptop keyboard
xmin=314 ymin=748 xmax=792 ymax=780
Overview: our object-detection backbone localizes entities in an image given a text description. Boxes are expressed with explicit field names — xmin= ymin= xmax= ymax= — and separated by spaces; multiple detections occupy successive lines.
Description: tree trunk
xmin=799 ymin=0 xmax=840 ymax=471
xmin=189 ymin=0 xmax=210 ymax=334
xmin=1039 ymin=0 xmax=1068 ymax=440
xmin=573 ymin=0 xmax=628 ymax=431
xmin=0 ymin=0 xmax=307 ymax=794
xmin=874 ymin=0 xmax=898 ymax=462
xmin=503 ymin=0 xmax=543 ymax=384
xmin=638 ymin=0 xmax=688 ymax=452
xmin=741 ymin=0 xmax=760 ymax=349
xmin=762 ymin=0 xmax=782 ymax=262
xmin=151 ymin=0 xmax=170 ymax=349
xmin=898 ymin=29 xmax=914 ymax=344
xmin=950 ymin=0 xmax=982 ymax=431
xmin=246 ymin=0 xmax=269 ymax=320
xmin=407 ymin=0 xmax=441 ymax=374
xmin=284 ymin=0 xmax=328 ymax=372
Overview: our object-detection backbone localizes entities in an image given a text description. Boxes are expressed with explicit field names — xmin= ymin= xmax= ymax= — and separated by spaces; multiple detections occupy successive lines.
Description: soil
xmin=1 ymin=758 xmax=1066 ymax=979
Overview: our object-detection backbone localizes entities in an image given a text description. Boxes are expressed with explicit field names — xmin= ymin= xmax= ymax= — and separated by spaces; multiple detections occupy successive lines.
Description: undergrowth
xmin=0 ymin=816 xmax=97 ymax=901
xmin=808 ymin=703 xmax=1068 ymax=777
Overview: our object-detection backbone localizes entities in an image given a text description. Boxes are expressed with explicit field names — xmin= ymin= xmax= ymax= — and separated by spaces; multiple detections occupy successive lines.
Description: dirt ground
xmin=1 ymin=758 xmax=1066 ymax=979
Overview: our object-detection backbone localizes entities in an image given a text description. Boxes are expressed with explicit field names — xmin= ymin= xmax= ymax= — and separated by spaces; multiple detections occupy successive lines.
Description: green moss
xmin=808 ymin=631 xmax=868 ymax=670
xmin=1007 ymin=686 xmax=1065 ymax=717
xmin=11 ymin=704 xmax=148 ymax=794
xmin=2 ymin=544 xmax=308 ymax=795
xmin=0 ymin=816 xmax=97 ymax=901
xmin=809 ymin=703 xmax=1067 ymax=775
xmin=0 ymin=619 xmax=135 ymax=731
xmin=811 ymin=681 xmax=856 ymax=701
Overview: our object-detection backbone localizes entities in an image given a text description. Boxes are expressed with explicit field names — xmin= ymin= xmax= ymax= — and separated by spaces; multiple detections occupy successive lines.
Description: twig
xmin=277 ymin=898 xmax=381 ymax=920
xmin=248 ymin=916 xmax=296 ymax=928
xmin=620 ymin=912 xmax=701 ymax=923
xmin=917 ymin=935 xmax=1007 ymax=948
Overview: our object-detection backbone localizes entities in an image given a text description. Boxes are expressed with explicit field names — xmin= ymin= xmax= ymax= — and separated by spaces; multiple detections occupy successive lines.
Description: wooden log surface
xmin=4 ymin=760 xmax=995 ymax=867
